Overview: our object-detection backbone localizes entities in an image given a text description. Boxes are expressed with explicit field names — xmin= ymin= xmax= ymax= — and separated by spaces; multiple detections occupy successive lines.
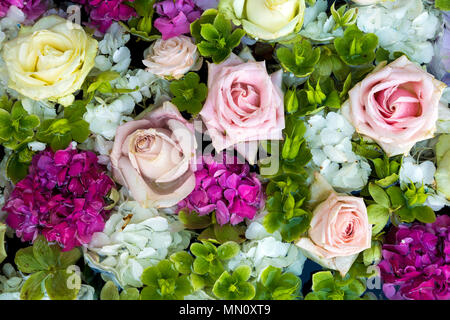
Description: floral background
xmin=0 ymin=0 xmax=449 ymax=301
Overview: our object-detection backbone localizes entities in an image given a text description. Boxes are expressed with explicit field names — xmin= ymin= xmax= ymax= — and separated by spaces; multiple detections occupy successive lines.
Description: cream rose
xmin=296 ymin=173 xmax=371 ymax=276
xmin=219 ymin=0 xmax=305 ymax=41
xmin=1 ymin=15 xmax=97 ymax=105
xmin=342 ymin=56 xmax=446 ymax=157
xmin=110 ymin=101 xmax=197 ymax=208
xmin=200 ymin=53 xmax=284 ymax=164
xmin=142 ymin=35 xmax=202 ymax=80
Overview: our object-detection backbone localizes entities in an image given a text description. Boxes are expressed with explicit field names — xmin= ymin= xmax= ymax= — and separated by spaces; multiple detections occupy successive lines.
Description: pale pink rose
xmin=342 ymin=56 xmax=446 ymax=157
xmin=199 ymin=53 xmax=284 ymax=164
xmin=296 ymin=173 xmax=371 ymax=276
xmin=142 ymin=35 xmax=202 ymax=80
xmin=110 ymin=101 xmax=197 ymax=208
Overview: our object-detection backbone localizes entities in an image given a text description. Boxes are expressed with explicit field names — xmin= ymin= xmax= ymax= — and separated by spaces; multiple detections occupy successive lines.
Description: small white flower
xmin=305 ymin=112 xmax=371 ymax=192
xmin=399 ymin=156 xmax=436 ymax=186
xmin=27 ymin=141 xmax=46 ymax=152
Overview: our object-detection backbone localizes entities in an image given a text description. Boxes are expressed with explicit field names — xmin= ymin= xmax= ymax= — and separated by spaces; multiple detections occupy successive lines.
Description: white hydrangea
xmin=83 ymin=95 xmax=135 ymax=140
xmin=21 ymin=98 xmax=57 ymax=122
xmin=0 ymin=263 xmax=95 ymax=300
xmin=226 ymin=219 xmax=306 ymax=279
xmin=399 ymin=155 xmax=449 ymax=211
xmin=304 ymin=112 xmax=371 ymax=192
xmin=95 ymin=23 xmax=131 ymax=74
xmin=300 ymin=0 xmax=344 ymax=42
xmin=113 ymin=68 xmax=171 ymax=106
xmin=84 ymin=201 xmax=191 ymax=288
xmin=356 ymin=0 xmax=440 ymax=64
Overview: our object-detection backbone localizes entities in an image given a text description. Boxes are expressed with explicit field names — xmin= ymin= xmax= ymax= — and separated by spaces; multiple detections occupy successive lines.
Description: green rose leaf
xmin=412 ymin=206 xmax=436 ymax=224
xmin=45 ymin=269 xmax=79 ymax=300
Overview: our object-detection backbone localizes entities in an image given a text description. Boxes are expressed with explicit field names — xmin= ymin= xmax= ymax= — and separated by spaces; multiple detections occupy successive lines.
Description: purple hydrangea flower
xmin=0 ymin=0 xmax=48 ymax=22
xmin=72 ymin=0 xmax=137 ymax=34
xmin=2 ymin=145 xmax=115 ymax=251
xmin=178 ymin=154 xmax=264 ymax=226
xmin=379 ymin=215 xmax=450 ymax=300
xmin=153 ymin=0 xmax=202 ymax=40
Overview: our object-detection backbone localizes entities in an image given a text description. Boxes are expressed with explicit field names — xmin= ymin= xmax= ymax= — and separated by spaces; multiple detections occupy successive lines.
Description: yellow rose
xmin=1 ymin=15 xmax=98 ymax=105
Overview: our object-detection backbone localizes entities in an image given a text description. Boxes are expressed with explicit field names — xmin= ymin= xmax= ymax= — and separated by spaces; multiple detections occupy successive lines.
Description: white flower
xmin=83 ymin=95 xmax=135 ymax=140
xmin=95 ymin=23 xmax=131 ymax=74
xmin=300 ymin=0 xmax=343 ymax=42
xmin=226 ymin=220 xmax=306 ymax=278
xmin=356 ymin=0 xmax=440 ymax=64
xmin=27 ymin=141 xmax=46 ymax=152
xmin=84 ymin=201 xmax=191 ymax=288
xmin=399 ymin=156 xmax=436 ymax=186
xmin=304 ymin=112 xmax=371 ymax=192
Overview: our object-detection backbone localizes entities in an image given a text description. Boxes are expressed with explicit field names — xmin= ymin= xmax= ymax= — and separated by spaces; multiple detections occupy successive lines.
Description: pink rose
xmin=110 ymin=102 xmax=197 ymax=208
xmin=199 ymin=53 xmax=284 ymax=164
xmin=342 ymin=56 xmax=446 ymax=157
xmin=296 ymin=173 xmax=371 ymax=276
xmin=143 ymin=35 xmax=202 ymax=80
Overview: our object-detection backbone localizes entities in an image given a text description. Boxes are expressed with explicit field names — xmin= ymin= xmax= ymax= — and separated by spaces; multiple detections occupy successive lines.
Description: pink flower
xmin=296 ymin=173 xmax=371 ymax=276
xmin=200 ymin=54 xmax=285 ymax=164
xmin=177 ymin=153 xmax=264 ymax=226
xmin=2 ymin=145 xmax=114 ymax=251
xmin=153 ymin=0 xmax=202 ymax=40
xmin=72 ymin=0 xmax=137 ymax=34
xmin=110 ymin=101 xmax=197 ymax=208
xmin=0 ymin=0 xmax=48 ymax=22
xmin=379 ymin=215 xmax=450 ymax=300
xmin=341 ymin=56 xmax=446 ymax=157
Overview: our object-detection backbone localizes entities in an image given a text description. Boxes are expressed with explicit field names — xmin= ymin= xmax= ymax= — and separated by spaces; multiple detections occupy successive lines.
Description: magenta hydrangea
xmin=178 ymin=154 xmax=264 ymax=226
xmin=72 ymin=0 xmax=137 ymax=34
xmin=379 ymin=215 xmax=450 ymax=300
xmin=0 ymin=0 xmax=48 ymax=22
xmin=2 ymin=145 xmax=115 ymax=251
xmin=153 ymin=0 xmax=202 ymax=40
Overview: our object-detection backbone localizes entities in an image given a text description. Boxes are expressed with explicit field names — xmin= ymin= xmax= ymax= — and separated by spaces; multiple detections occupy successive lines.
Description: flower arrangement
xmin=0 ymin=0 xmax=448 ymax=301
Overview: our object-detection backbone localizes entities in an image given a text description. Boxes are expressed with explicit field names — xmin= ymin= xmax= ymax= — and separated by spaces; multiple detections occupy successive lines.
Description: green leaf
xmin=6 ymin=152 xmax=30 ymax=183
xmin=386 ymin=186 xmax=405 ymax=208
xmin=217 ymin=241 xmax=240 ymax=260
xmin=45 ymin=269 xmax=79 ymax=300
xmin=363 ymin=241 xmax=382 ymax=266
xmin=233 ymin=265 xmax=251 ymax=282
xmin=375 ymin=173 xmax=398 ymax=188
xmin=436 ymin=0 xmax=450 ymax=10
xmin=33 ymin=236 xmax=56 ymax=270
xmin=334 ymin=25 xmax=378 ymax=66
xmin=412 ymin=206 xmax=436 ymax=223
xmin=120 ymin=287 xmax=140 ymax=300
xmin=311 ymin=271 xmax=334 ymax=292
xmin=20 ymin=271 xmax=47 ymax=300
xmin=58 ymin=248 xmax=82 ymax=268
xmin=367 ymin=204 xmax=390 ymax=234
xmin=277 ymin=40 xmax=320 ymax=78
xmin=100 ymin=281 xmax=120 ymax=300
xmin=200 ymin=24 xmax=220 ymax=41
xmin=15 ymin=247 xmax=44 ymax=274
xmin=170 ymin=251 xmax=194 ymax=275
xmin=368 ymin=183 xmax=390 ymax=208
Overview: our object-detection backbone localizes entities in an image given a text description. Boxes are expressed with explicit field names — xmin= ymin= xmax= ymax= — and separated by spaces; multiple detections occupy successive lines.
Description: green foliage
xmin=334 ymin=25 xmax=378 ymax=66
xmin=212 ymin=265 xmax=255 ymax=300
xmin=170 ymin=251 xmax=194 ymax=275
xmin=293 ymin=78 xmax=341 ymax=116
xmin=263 ymin=174 xmax=311 ymax=242
xmin=192 ymin=10 xmax=245 ymax=63
xmin=170 ymin=72 xmax=208 ymax=115
xmin=36 ymin=101 xmax=90 ymax=151
xmin=367 ymin=183 xmax=436 ymax=234
xmin=100 ymin=281 xmax=140 ymax=300
xmin=190 ymin=240 xmax=239 ymax=280
xmin=276 ymin=39 xmax=321 ymax=78
xmin=254 ymin=266 xmax=301 ymax=300
xmin=305 ymin=262 xmax=376 ymax=300
xmin=435 ymin=0 xmax=450 ymax=10
xmin=311 ymin=45 xmax=350 ymax=82
xmin=0 ymin=101 xmax=40 ymax=149
xmin=352 ymin=137 xmax=383 ymax=160
xmin=363 ymin=241 xmax=382 ymax=266
xmin=330 ymin=2 xmax=357 ymax=30
xmin=178 ymin=210 xmax=212 ymax=229
xmin=0 ymin=223 xmax=6 ymax=264
xmin=140 ymin=259 xmax=193 ymax=300
xmin=369 ymin=155 xmax=401 ymax=188
xmin=198 ymin=220 xmax=247 ymax=244
xmin=121 ymin=0 xmax=159 ymax=41
xmin=403 ymin=183 xmax=428 ymax=207
xmin=6 ymin=141 xmax=35 ymax=183
xmin=15 ymin=236 xmax=82 ymax=300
